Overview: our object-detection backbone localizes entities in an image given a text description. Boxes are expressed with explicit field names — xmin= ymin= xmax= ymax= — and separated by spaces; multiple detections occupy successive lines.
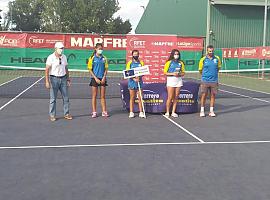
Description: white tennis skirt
xmin=166 ymin=76 xmax=183 ymax=87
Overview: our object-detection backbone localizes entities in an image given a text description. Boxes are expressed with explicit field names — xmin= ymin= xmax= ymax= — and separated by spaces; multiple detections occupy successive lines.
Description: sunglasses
xmin=59 ymin=58 xmax=62 ymax=65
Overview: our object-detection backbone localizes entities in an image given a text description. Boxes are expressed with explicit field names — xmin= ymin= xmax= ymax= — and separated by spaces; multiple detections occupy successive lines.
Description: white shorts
xmin=166 ymin=76 xmax=183 ymax=87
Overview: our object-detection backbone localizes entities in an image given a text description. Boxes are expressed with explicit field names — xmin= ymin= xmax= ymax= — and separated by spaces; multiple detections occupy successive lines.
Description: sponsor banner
xmin=0 ymin=47 xmax=204 ymax=72
xmin=238 ymin=47 xmax=260 ymax=59
xmin=26 ymin=33 xmax=65 ymax=48
xmin=223 ymin=47 xmax=270 ymax=59
xmin=222 ymin=48 xmax=239 ymax=58
xmin=259 ymin=46 xmax=270 ymax=59
xmin=126 ymin=34 xmax=177 ymax=83
xmin=120 ymin=80 xmax=199 ymax=113
xmin=0 ymin=33 xmax=27 ymax=48
xmin=0 ymin=48 xmax=126 ymax=71
xmin=177 ymin=37 xmax=204 ymax=51
xmin=65 ymin=34 xmax=127 ymax=50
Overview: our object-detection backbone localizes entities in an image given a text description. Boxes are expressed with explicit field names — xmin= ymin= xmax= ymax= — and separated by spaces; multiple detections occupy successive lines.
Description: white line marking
xmin=0 ymin=76 xmax=22 ymax=87
xmin=0 ymin=77 xmax=44 ymax=111
xmin=1 ymin=140 xmax=270 ymax=150
xmin=219 ymin=89 xmax=270 ymax=103
xmin=188 ymin=77 xmax=270 ymax=96
xmin=162 ymin=114 xmax=205 ymax=143
xmin=220 ymin=83 xmax=270 ymax=95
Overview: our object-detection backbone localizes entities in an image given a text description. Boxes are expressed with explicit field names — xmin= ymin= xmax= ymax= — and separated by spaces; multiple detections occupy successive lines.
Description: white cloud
xmin=114 ymin=0 xmax=149 ymax=33
xmin=0 ymin=0 xmax=10 ymax=12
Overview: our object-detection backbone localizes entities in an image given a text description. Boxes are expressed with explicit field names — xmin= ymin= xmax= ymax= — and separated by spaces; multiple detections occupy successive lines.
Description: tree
xmin=7 ymin=0 xmax=132 ymax=34
xmin=108 ymin=16 xmax=132 ymax=34
xmin=0 ymin=9 xmax=2 ymax=31
xmin=10 ymin=0 xmax=44 ymax=31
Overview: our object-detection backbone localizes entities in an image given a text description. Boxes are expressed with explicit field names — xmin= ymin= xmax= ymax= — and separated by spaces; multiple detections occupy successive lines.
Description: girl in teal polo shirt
xmin=87 ymin=43 xmax=109 ymax=118
xmin=126 ymin=50 xmax=145 ymax=118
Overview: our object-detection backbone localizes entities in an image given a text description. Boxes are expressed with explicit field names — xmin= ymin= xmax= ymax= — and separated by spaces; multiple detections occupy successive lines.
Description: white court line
xmin=219 ymin=89 xmax=270 ymax=103
xmin=189 ymin=77 xmax=270 ymax=96
xmin=1 ymin=140 xmax=270 ymax=150
xmin=0 ymin=77 xmax=44 ymax=111
xmin=220 ymin=83 xmax=270 ymax=95
xmin=0 ymin=76 xmax=22 ymax=87
xmin=162 ymin=114 xmax=205 ymax=143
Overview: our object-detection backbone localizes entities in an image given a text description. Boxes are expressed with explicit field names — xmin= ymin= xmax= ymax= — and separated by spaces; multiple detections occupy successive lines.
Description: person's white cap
xmin=54 ymin=42 xmax=64 ymax=48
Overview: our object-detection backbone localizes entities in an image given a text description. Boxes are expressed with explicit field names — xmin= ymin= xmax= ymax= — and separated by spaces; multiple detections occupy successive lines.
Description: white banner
xmin=123 ymin=65 xmax=150 ymax=79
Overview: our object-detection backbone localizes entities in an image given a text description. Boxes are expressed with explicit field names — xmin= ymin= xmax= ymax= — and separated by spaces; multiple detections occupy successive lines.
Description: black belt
xmin=50 ymin=75 xmax=66 ymax=78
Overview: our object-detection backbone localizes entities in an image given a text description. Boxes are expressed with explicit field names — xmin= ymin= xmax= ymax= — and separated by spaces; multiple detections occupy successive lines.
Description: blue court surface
xmin=1 ymin=76 xmax=270 ymax=200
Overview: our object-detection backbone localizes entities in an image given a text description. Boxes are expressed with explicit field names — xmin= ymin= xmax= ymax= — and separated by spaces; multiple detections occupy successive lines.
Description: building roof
xmin=212 ymin=0 xmax=270 ymax=6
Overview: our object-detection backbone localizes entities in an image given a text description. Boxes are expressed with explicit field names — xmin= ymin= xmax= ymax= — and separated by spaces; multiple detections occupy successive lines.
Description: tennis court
xmin=1 ymin=70 xmax=270 ymax=200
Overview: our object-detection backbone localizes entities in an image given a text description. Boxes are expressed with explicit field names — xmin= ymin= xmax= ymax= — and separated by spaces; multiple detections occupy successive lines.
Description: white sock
xmin=200 ymin=107 xmax=205 ymax=112
xmin=210 ymin=107 xmax=214 ymax=112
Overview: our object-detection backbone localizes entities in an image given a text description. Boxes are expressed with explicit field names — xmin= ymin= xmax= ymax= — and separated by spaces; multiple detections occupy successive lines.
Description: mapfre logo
xmin=28 ymin=36 xmax=45 ymax=45
xmin=0 ymin=35 xmax=19 ymax=46
xmin=129 ymin=37 xmax=146 ymax=49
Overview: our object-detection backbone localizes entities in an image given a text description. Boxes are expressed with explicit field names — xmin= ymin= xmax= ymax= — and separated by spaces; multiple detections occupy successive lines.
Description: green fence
xmin=0 ymin=48 xmax=204 ymax=72
xmin=1 ymin=48 xmax=269 ymax=72
xmin=0 ymin=48 xmax=126 ymax=71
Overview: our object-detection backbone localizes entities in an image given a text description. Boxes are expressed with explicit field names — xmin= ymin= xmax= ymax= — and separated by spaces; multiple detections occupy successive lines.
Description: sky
xmin=0 ymin=0 xmax=149 ymax=32
xmin=114 ymin=0 xmax=149 ymax=33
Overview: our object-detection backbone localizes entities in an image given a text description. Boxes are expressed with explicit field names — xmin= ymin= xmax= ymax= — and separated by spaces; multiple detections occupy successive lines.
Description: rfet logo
xmin=129 ymin=37 xmax=146 ymax=49
xmin=28 ymin=36 xmax=45 ymax=45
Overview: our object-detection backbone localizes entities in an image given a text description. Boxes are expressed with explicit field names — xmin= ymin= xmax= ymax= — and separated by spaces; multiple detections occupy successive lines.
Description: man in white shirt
xmin=45 ymin=42 xmax=72 ymax=121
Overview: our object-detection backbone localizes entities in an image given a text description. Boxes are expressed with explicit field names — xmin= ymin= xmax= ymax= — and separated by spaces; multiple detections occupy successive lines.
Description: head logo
xmin=67 ymin=54 xmax=77 ymax=62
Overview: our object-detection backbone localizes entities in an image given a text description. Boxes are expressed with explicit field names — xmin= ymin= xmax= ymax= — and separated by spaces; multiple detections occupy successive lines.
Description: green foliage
xmin=11 ymin=0 xmax=44 ymax=31
xmin=7 ymin=0 xmax=132 ymax=34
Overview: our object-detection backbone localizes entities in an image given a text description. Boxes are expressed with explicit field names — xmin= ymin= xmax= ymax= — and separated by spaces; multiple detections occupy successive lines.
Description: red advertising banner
xmin=259 ymin=46 xmax=270 ymax=59
xmin=238 ymin=47 xmax=260 ymax=59
xmin=126 ymin=34 xmax=177 ymax=83
xmin=222 ymin=48 xmax=239 ymax=58
xmin=177 ymin=37 xmax=204 ymax=51
xmin=64 ymin=34 xmax=127 ymax=50
xmin=222 ymin=47 xmax=270 ymax=59
xmin=26 ymin=33 xmax=65 ymax=48
xmin=0 ymin=32 xmax=27 ymax=48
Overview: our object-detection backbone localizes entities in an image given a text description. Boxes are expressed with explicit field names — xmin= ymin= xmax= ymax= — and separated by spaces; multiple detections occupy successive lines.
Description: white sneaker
xmin=171 ymin=113 xmax=178 ymax=118
xmin=200 ymin=111 xmax=205 ymax=117
xmin=209 ymin=112 xmax=216 ymax=117
xmin=139 ymin=112 xmax=146 ymax=118
xmin=129 ymin=112 xmax=135 ymax=118
xmin=164 ymin=112 xmax=170 ymax=117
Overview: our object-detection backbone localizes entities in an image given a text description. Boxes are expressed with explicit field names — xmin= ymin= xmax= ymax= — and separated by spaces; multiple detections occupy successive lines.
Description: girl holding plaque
xmin=163 ymin=49 xmax=185 ymax=118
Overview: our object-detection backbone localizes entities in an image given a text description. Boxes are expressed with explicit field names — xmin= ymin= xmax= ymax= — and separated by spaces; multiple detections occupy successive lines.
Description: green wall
xmin=135 ymin=0 xmax=207 ymax=36
xmin=210 ymin=5 xmax=270 ymax=48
